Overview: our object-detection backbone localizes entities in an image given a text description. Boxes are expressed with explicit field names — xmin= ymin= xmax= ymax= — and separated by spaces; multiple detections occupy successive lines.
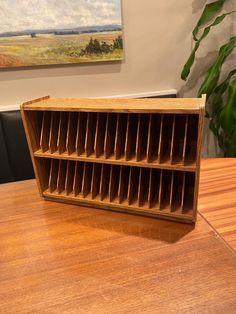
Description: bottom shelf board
xmin=43 ymin=190 xmax=195 ymax=224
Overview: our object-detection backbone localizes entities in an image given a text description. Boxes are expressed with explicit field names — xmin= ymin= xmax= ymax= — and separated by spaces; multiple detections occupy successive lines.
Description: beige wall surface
xmin=0 ymin=0 xmax=235 ymax=156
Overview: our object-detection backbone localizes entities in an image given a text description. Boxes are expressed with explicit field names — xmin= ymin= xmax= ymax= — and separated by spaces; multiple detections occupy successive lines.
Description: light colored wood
xmin=73 ymin=162 xmax=84 ymax=197
xmin=34 ymin=150 xmax=197 ymax=171
xmin=114 ymin=113 xmax=127 ymax=159
xmin=1 ymin=178 xmax=236 ymax=314
xmin=49 ymin=111 xmax=60 ymax=154
xmin=157 ymin=114 xmax=164 ymax=164
xmin=48 ymin=159 xmax=59 ymax=193
xmin=40 ymin=111 xmax=51 ymax=152
xmin=94 ymin=113 xmax=106 ymax=158
xmin=199 ymin=158 xmax=236 ymax=251
xmin=57 ymin=112 xmax=69 ymax=154
xmin=57 ymin=160 xmax=67 ymax=194
xmin=170 ymin=115 xmax=176 ymax=163
xmin=85 ymin=112 xmax=97 ymax=157
xmin=104 ymin=113 xmax=117 ymax=159
xmin=82 ymin=163 xmax=93 ymax=197
xmin=66 ymin=112 xmax=78 ymax=155
xmin=91 ymin=163 xmax=101 ymax=199
xmin=21 ymin=96 xmax=205 ymax=224
xmin=22 ymin=96 xmax=205 ymax=113
xmin=65 ymin=161 xmax=75 ymax=195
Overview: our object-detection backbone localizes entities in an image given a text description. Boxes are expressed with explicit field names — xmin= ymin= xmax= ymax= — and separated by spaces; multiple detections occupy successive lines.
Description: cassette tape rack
xmin=21 ymin=96 xmax=205 ymax=224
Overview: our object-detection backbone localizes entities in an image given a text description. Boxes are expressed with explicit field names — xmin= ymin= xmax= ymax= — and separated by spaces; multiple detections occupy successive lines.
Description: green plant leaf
xmin=224 ymin=127 xmax=236 ymax=156
xmin=193 ymin=0 xmax=226 ymax=41
xmin=181 ymin=11 xmax=234 ymax=80
xmin=211 ymin=69 xmax=236 ymax=115
xmin=219 ymin=78 xmax=236 ymax=134
xmin=198 ymin=36 xmax=236 ymax=98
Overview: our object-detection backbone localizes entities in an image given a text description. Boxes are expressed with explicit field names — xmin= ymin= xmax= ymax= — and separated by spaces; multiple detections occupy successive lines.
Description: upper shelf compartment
xmin=21 ymin=96 xmax=205 ymax=171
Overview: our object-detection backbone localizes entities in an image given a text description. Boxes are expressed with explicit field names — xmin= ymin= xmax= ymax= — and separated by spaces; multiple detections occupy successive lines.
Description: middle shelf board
xmin=34 ymin=152 xmax=196 ymax=172
xmin=28 ymin=110 xmax=200 ymax=171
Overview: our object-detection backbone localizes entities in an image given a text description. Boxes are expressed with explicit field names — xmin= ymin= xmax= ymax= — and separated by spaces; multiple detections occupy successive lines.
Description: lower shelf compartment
xmin=36 ymin=157 xmax=196 ymax=223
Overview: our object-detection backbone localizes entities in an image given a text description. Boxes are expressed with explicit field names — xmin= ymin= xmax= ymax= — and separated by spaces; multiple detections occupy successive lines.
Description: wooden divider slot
xmin=125 ymin=114 xmax=138 ymax=161
xmin=85 ymin=113 xmax=97 ymax=157
xmin=48 ymin=159 xmax=59 ymax=193
xmin=109 ymin=165 xmax=120 ymax=202
xmin=57 ymin=160 xmax=67 ymax=194
xmin=182 ymin=116 xmax=189 ymax=163
xmin=65 ymin=161 xmax=75 ymax=195
xmin=49 ymin=112 xmax=60 ymax=154
xmin=170 ymin=116 xmax=176 ymax=163
xmin=181 ymin=173 xmax=186 ymax=212
xmin=138 ymin=168 xmax=150 ymax=207
xmin=104 ymin=113 xmax=117 ymax=159
xmin=157 ymin=115 xmax=164 ymax=163
xmin=118 ymin=166 xmax=129 ymax=204
xmin=171 ymin=115 xmax=187 ymax=164
xmin=159 ymin=170 xmax=172 ymax=210
xmin=171 ymin=171 xmax=184 ymax=212
xmin=66 ymin=112 xmax=78 ymax=155
xmin=169 ymin=171 xmax=175 ymax=209
xmin=57 ymin=112 xmax=69 ymax=154
xmin=185 ymin=115 xmax=199 ymax=165
xmin=76 ymin=112 xmax=87 ymax=156
xmin=148 ymin=169 xmax=161 ymax=209
xmin=40 ymin=111 xmax=51 ymax=152
xmin=183 ymin=172 xmax=195 ymax=213
xmin=91 ymin=163 xmax=102 ymax=199
xmin=147 ymin=114 xmax=161 ymax=163
xmin=100 ymin=164 xmax=111 ymax=201
xmin=24 ymin=111 xmax=43 ymax=152
xmin=114 ymin=113 xmax=128 ymax=160
xmin=159 ymin=115 xmax=174 ymax=164
xmin=82 ymin=162 xmax=93 ymax=197
xmin=136 ymin=114 xmax=149 ymax=162
xmin=35 ymin=157 xmax=51 ymax=192
xmin=127 ymin=167 xmax=139 ymax=205
xmin=94 ymin=113 xmax=107 ymax=158
xmin=73 ymin=162 xmax=84 ymax=197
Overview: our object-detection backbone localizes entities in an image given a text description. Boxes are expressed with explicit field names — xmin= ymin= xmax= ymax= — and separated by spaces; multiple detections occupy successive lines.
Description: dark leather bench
xmin=0 ymin=110 xmax=34 ymax=184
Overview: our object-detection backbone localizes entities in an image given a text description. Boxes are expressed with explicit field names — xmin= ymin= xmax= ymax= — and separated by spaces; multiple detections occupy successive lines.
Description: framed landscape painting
xmin=0 ymin=0 xmax=123 ymax=68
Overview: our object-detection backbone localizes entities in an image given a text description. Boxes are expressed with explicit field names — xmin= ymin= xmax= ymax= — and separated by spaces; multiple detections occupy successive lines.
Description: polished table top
xmin=0 ymin=158 xmax=236 ymax=313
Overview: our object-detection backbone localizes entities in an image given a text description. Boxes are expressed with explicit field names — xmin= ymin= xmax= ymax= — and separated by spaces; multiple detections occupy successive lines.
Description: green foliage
xmin=181 ymin=1 xmax=236 ymax=156
xmin=192 ymin=0 xmax=226 ymax=40
xmin=80 ymin=36 xmax=123 ymax=56
xmin=181 ymin=12 xmax=234 ymax=80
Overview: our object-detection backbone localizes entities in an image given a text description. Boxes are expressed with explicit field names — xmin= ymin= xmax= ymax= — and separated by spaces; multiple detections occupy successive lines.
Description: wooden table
xmin=0 ymin=159 xmax=236 ymax=314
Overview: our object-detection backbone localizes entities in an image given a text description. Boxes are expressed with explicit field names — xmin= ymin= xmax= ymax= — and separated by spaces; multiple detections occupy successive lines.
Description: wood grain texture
xmin=22 ymin=97 xmax=205 ymax=224
xmin=199 ymin=158 xmax=236 ymax=252
xmin=22 ymin=96 xmax=205 ymax=113
xmin=0 ymin=177 xmax=236 ymax=314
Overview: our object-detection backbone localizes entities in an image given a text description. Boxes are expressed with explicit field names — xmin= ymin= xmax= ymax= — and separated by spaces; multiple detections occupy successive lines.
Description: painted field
xmin=0 ymin=31 xmax=123 ymax=68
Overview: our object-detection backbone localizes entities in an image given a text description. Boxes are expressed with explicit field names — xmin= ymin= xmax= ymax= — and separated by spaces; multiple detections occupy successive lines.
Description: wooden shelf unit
xmin=21 ymin=96 xmax=205 ymax=224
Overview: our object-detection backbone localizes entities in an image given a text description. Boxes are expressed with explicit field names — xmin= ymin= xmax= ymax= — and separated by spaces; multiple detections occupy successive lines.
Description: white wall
xmin=0 ymin=0 xmax=235 ymax=155
xmin=0 ymin=0 xmax=197 ymax=107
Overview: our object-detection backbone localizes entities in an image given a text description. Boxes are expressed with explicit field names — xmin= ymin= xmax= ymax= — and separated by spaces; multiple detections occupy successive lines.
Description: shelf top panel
xmin=22 ymin=96 xmax=205 ymax=114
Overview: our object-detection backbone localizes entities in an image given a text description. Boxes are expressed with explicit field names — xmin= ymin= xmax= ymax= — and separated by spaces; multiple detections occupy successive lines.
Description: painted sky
xmin=0 ymin=0 xmax=122 ymax=32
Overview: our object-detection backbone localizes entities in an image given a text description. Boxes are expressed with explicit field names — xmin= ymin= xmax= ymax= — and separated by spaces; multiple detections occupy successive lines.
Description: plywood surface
xmin=0 ymin=173 xmax=236 ymax=313
xmin=22 ymin=96 xmax=204 ymax=113
xmin=199 ymin=158 xmax=236 ymax=252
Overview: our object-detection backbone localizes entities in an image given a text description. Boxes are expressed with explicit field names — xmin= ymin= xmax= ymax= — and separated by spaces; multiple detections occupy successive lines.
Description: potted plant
xmin=181 ymin=0 xmax=236 ymax=156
